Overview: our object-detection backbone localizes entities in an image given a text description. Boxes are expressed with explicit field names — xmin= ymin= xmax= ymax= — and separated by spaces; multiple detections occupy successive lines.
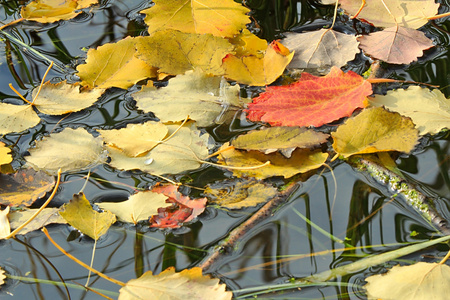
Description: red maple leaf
xmin=246 ymin=67 xmax=372 ymax=127
xmin=149 ymin=185 xmax=207 ymax=228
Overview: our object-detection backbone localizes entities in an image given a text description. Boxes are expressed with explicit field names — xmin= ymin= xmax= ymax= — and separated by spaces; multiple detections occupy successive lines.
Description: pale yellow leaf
xmin=33 ymin=81 xmax=104 ymax=115
xmin=369 ymin=86 xmax=450 ymax=135
xmin=26 ymin=128 xmax=107 ymax=175
xmin=0 ymin=267 xmax=5 ymax=286
xmin=60 ymin=192 xmax=116 ymax=240
xmin=119 ymin=267 xmax=231 ymax=300
xmin=96 ymin=191 xmax=171 ymax=223
xmin=0 ymin=142 xmax=12 ymax=166
xmin=98 ymin=121 xmax=168 ymax=157
xmin=0 ymin=103 xmax=40 ymax=135
xmin=0 ymin=207 xmax=10 ymax=239
xmin=21 ymin=0 xmax=97 ymax=23
xmin=9 ymin=207 xmax=67 ymax=235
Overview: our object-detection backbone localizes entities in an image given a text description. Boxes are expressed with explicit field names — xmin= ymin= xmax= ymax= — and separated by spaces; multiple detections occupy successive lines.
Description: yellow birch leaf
xmin=365 ymin=262 xmax=450 ymax=300
xmin=141 ymin=0 xmax=250 ymax=38
xmin=223 ymin=40 xmax=294 ymax=86
xmin=9 ymin=207 xmax=67 ymax=235
xmin=77 ymin=36 xmax=157 ymax=89
xmin=0 ymin=103 xmax=40 ymax=135
xmin=98 ymin=121 xmax=169 ymax=157
xmin=369 ymin=86 xmax=450 ymax=135
xmin=135 ymin=31 xmax=233 ymax=76
xmin=0 ymin=207 xmax=10 ymax=239
xmin=218 ymin=142 xmax=328 ymax=179
xmin=26 ymin=128 xmax=107 ymax=175
xmin=96 ymin=191 xmax=171 ymax=223
xmin=232 ymin=126 xmax=329 ymax=157
xmin=33 ymin=81 xmax=104 ymax=115
xmin=59 ymin=192 xmax=116 ymax=240
xmin=0 ymin=142 xmax=12 ymax=166
xmin=332 ymin=107 xmax=419 ymax=158
xmin=228 ymin=29 xmax=268 ymax=58
xmin=119 ymin=267 xmax=231 ymax=300
xmin=205 ymin=180 xmax=277 ymax=209
xmin=0 ymin=267 xmax=5 ymax=286
xmin=133 ymin=70 xmax=242 ymax=127
xmin=21 ymin=0 xmax=97 ymax=23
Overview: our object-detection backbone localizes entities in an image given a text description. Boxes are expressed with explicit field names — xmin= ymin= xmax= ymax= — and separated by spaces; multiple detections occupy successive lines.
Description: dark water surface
xmin=1 ymin=0 xmax=450 ymax=299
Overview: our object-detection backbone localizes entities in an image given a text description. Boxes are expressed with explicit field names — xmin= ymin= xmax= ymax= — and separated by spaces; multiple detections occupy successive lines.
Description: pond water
xmin=1 ymin=0 xmax=450 ymax=299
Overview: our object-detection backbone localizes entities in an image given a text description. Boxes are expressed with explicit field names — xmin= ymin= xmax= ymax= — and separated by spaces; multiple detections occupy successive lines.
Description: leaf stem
xmin=0 ymin=18 xmax=24 ymax=31
xmin=428 ymin=11 xmax=450 ymax=20
xmin=8 ymin=83 xmax=32 ymax=104
xmin=31 ymin=61 xmax=53 ymax=105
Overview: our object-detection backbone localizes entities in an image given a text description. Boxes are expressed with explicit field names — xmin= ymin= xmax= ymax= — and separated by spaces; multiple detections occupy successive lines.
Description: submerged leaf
xmin=33 ymin=81 xmax=104 ymax=115
xmin=369 ymin=86 xmax=450 ymax=135
xmin=141 ymin=0 xmax=250 ymax=38
xmin=0 ymin=103 xmax=40 ymax=135
xmin=9 ymin=208 xmax=67 ymax=235
xmin=133 ymin=70 xmax=242 ymax=127
xmin=96 ymin=191 xmax=171 ymax=223
xmin=119 ymin=267 xmax=232 ymax=300
xmin=26 ymin=128 xmax=107 ymax=175
xmin=332 ymin=107 xmax=419 ymax=158
xmin=60 ymin=192 xmax=116 ymax=240
xmin=247 ymin=66 xmax=372 ymax=127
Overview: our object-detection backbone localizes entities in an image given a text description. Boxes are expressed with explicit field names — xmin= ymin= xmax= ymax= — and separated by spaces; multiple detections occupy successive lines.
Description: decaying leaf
xmin=107 ymin=123 xmax=210 ymax=175
xmin=369 ymin=86 xmax=450 ymax=135
xmin=77 ymin=36 xmax=156 ymax=89
xmin=59 ymin=192 xmax=116 ymax=240
xmin=358 ymin=26 xmax=434 ymax=64
xmin=133 ymin=70 xmax=242 ymax=127
xmin=119 ymin=267 xmax=231 ymax=300
xmin=0 ymin=103 xmax=40 ymax=135
xmin=98 ymin=121 xmax=169 ymax=157
xmin=247 ymin=66 xmax=372 ymax=127
xmin=135 ymin=30 xmax=233 ymax=76
xmin=141 ymin=0 xmax=250 ymax=38
xmin=0 ymin=207 xmax=10 ymax=239
xmin=0 ymin=168 xmax=55 ymax=207
xmin=0 ymin=142 xmax=12 ymax=166
xmin=218 ymin=142 xmax=328 ymax=179
xmin=339 ymin=0 xmax=439 ymax=29
xmin=32 ymin=81 xmax=105 ymax=115
xmin=232 ymin=126 xmax=329 ymax=158
xmin=365 ymin=262 xmax=450 ymax=300
xmin=205 ymin=179 xmax=277 ymax=209
xmin=332 ymin=107 xmax=419 ymax=158
xmin=9 ymin=207 xmax=67 ymax=235
xmin=21 ymin=0 xmax=97 ymax=23
xmin=282 ymin=29 xmax=360 ymax=70
xmin=26 ymin=128 xmax=107 ymax=175
xmin=223 ymin=40 xmax=294 ymax=86
xmin=96 ymin=191 xmax=171 ymax=224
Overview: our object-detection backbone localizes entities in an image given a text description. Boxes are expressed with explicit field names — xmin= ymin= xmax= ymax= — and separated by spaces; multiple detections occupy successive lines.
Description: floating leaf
xmin=339 ymin=0 xmax=439 ymax=29
xmin=205 ymin=180 xmax=277 ymax=209
xmin=0 ymin=207 xmax=10 ymax=239
xmin=0 ymin=142 xmax=12 ymax=166
xmin=32 ymin=81 xmax=105 ymax=115
xmin=119 ymin=267 xmax=231 ymax=300
xmin=357 ymin=26 xmax=434 ymax=64
xmin=141 ymin=0 xmax=250 ymax=38
xmin=98 ymin=121 xmax=169 ymax=157
xmin=369 ymin=86 xmax=450 ymax=135
xmin=332 ymin=107 xmax=419 ymax=158
xmin=0 ymin=267 xmax=5 ymax=286
xmin=223 ymin=40 xmax=294 ymax=86
xmin=232 ymin=127 xmax=329 ymax=158
xmin=77 ymin=36 xmax=156 ymax=89
xmin=0 ymin=103 xmax=40 ymax=135
xmin=136 ymin=30 xmax=233 ymax=76
xmin=247 ymin=66 xmax=372 ymax=127
xmin=133 ymin=70 xmax=242 ymax=127
xmin=96 ymin=191 xmax=171 ymax=224
xmin=228 ymin=29 xmax=268 ymax=57
xmin=218 ymin=142 xmax=328 ymax=179
xmin=9 ymin=208 xmax=67 ymax=235
xmin=21 ymin=0 xmax=97 ymax=23
xmin=26 ymin=128 xmax=107 ymax=175
xmin=0 ymin=169 xmax=55 ymax=207
xmin=107 ymin=123 xmax=210 ymax=175
xmin=282 ymin=29 xmax=360 ymax=70
xmin=365 ymin=262 xmax=450 ymax=300
xmin=60 ymin=192 xmax=116 ymax=240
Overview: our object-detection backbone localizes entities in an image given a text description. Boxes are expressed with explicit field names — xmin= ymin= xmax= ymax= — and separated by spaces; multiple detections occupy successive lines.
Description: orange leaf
xmin=246 ymin=67 xmax=372 ymax=127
